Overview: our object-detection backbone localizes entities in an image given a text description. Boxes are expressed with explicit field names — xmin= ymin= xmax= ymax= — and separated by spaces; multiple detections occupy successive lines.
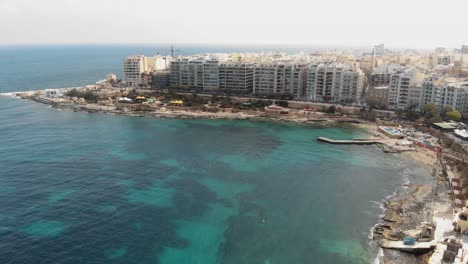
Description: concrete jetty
xmin=317 ymin=137 xmax=384 ymax=145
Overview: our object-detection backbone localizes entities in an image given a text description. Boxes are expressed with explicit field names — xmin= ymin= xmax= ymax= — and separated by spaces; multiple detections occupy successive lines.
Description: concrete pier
xmin=317 ymin=137 xmax=383 ymax=145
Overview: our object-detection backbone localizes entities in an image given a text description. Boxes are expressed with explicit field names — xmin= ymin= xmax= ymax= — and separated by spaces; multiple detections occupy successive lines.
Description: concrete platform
xmin=317 ymin=137 xmax=384 ymax=145
xmin=381 ymin=240 xmax=436 ymax=253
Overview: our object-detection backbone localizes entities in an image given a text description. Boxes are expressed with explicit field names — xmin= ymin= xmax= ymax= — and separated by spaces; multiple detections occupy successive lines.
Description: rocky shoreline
xmin=373 ymin=151 xmax=456 ymax=264
xmin=41 ymin=99 xmax=366 ymax=126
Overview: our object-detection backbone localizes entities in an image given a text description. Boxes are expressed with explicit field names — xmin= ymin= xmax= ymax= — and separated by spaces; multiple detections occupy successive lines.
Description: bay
xmin=0 ymin=97 xmax=429 ymax=263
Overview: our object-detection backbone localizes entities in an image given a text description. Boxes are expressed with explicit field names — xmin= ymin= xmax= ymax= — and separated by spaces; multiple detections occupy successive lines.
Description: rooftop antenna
xmin=371 ymin=46 xmax=376 ymax=72
xmin=171 ymin=45 xmax=180 ymax=57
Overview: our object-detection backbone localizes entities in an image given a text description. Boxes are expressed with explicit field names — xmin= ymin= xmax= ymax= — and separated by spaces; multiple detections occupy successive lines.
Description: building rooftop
xmin=433 ymin=122 xmax=457 ymax=130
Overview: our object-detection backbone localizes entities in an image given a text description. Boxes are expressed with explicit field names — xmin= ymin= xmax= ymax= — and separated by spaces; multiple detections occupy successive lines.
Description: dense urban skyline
xmin=0 ymin=0 xmax=467 ymax=48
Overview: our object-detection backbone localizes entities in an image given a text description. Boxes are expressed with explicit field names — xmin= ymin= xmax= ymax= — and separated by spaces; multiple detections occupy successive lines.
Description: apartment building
xmin=203 ymin=59 xmax=219 ymax=90
xmin=219 ymin=63 xmax=254 ymax=93
xmin=387 ymin=68 xmax=425 ymax=110
xmin=188 ymin=60 xmax=204 ymax=89
xmin=123 ymin=56 xmax=146 ymax=86
xmin=252 ymin=64 xmax=277 ymax=95
xmin=252 ymin=63 xmax=307 ymax=98
xmin=307 ymin=63 xmax=364 ymax=103
xmin=420 ymin=77 xmax=439 ymax=107
xmin=421 ymin=78 xmax=468 ymax=112
xmin=169 ymin=58 xmax=219 ymax=90
xmin=276 ymin=64 xmax=308 ymax=98
xmin=170 ymin=58 xmax=190 ymax=88
xmin=369 ymin=64 xmax=408 ymax=87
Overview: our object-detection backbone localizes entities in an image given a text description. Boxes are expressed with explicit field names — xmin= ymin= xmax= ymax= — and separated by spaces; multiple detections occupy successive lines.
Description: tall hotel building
xmin=307 ymin=63 xmax=364 ymax=103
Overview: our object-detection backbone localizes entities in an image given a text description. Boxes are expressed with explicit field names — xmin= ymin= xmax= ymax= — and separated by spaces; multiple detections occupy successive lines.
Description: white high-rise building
xmin=169 ymin=58 xmax=219 ymax=90
xmin=307 ymin=63 xmax=364 ymax=103
xmin=387 ymin=68 xmax=425 ymax=110
xmin=123 ymin=55 xmax=146 ymax=86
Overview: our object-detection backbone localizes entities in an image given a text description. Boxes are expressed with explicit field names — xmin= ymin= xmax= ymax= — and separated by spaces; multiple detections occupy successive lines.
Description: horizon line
xmin=0 ymin=42 xmax=463 ymax=51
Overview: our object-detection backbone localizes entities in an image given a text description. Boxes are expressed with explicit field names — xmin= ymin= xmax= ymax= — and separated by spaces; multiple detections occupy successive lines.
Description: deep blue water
xmin=0 ymin=45 xmax=429 ymax=263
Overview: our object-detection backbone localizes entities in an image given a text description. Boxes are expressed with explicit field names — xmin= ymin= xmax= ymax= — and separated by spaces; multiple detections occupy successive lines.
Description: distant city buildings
xmin=122 ymin=45 xmax=468 ymax=113
xmin=436 ymin=54 xmax=454 ymax=66
xmin=374 ymin=44 xmax=385 ymax=56
xmin=462 ymin=45 xmax=468 ymax=54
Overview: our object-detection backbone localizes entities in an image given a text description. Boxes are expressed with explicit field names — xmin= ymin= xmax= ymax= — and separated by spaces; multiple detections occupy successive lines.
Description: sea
xmin=0 ymin=45 xmax=430 ymax=264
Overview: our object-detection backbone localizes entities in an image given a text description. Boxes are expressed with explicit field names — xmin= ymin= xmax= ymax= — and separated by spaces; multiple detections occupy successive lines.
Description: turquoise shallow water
xmin=0 ymin=96 xmax=430 ymax=264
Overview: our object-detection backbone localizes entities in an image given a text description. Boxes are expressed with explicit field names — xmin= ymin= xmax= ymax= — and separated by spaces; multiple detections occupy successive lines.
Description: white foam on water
xmin=372 ymin=247 xmax=384 ymax=264
xmin=0 ymin=86 xmax=82 ymax=97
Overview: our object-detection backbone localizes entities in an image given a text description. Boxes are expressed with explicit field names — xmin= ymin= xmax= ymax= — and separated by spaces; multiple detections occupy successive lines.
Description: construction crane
xmin=171 ymin=46 xmax=180 ymax=58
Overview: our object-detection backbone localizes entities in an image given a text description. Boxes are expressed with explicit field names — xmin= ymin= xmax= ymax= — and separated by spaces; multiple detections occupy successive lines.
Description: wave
xmin=372 ymin=247 xmax=384 ymax=264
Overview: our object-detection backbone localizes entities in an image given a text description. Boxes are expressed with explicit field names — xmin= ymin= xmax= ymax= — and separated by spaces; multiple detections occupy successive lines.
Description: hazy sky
xmin=0 ymin=0 xmax=467 ymax=49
